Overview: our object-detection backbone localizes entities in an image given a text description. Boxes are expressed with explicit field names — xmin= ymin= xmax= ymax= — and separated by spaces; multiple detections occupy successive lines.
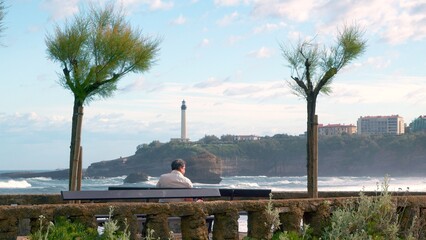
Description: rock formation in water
xmin=86 ymin=142 xmax=222 ymax=184
xmin=123 ymin=172 xmax=149 ymax=183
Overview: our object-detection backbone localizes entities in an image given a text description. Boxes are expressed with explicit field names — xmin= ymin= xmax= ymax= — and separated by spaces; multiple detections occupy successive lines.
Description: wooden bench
xmin=107 ymin=187 xmax=271 ymax=200
xmin=61 ymin=188 xmax=221 ymax=201
xmin=218 ymin=188 xmax=271 ymax=200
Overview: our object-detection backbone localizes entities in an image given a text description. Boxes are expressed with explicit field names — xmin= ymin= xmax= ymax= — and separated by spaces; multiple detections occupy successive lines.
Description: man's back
xmin=156 ymin=170 xmax=193 ymax=188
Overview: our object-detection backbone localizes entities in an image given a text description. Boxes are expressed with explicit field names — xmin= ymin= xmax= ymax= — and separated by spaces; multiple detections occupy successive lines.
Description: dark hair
xmin=171 ymin=159 xmax=186 ymax=170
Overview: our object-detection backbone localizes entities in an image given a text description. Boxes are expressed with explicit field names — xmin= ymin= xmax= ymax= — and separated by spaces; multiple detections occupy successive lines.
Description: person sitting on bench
xmin=156 ymin=159 xmax=201 ymax=202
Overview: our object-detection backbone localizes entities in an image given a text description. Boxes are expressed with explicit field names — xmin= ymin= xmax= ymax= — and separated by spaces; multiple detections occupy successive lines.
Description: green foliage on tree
xmin=46 ymin=3 xmax=160 ymax=190
xmin=198 ymin=134 xmax=220 ymax=144
xmin=280 ymin=25 xmax=367 ymax=197
xmin=220 ymin=134 xmax=235 ymax=142
xmin=409 ymin=116 xmax=426 ymax=133
xmin=0 ymin=0 xmax=5 ymax=43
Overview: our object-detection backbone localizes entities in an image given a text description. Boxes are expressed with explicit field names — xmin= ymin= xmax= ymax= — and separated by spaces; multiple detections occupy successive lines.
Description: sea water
xmin=1 ymin=171 xmax=426 ymax=194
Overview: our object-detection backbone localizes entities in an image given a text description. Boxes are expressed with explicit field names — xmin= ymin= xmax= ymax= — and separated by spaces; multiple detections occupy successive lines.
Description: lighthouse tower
xmin=181 ymin=100 xmax=187 ymax=141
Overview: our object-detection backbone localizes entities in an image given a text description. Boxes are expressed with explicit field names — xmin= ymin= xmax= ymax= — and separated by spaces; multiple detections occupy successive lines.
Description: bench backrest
xmin=61 ymin=188 xmax=221 ymax=201
xmin=107 ymin=187 xmax=271 ymax=200
xmin=219 ymin=189 xmax=271 ymax=200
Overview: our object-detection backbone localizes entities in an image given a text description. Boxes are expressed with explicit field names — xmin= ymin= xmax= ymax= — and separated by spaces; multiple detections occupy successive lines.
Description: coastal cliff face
xmin=86 ymin=142 xmax=222 ymax=183
xmin=86 ymin=133 xmax=426 ymax=181
xmin=204 ymin=133 xmax=426 ymax=177
xmin=3 ymin=133 xmax=426 ymax=181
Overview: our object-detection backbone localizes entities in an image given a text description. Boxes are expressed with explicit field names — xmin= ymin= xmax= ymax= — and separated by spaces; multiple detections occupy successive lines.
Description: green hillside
xmin=134 ymin=133 xmax=426 ymax=177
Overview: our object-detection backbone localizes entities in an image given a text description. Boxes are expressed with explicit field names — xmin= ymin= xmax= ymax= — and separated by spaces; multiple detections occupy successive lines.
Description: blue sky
xmin=1 ymin=0 xmax=426 ymax=170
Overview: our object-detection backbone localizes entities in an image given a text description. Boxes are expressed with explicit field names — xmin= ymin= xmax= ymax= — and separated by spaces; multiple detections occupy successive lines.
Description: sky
xmin=1 ymin=0 xmax=426 ymax=170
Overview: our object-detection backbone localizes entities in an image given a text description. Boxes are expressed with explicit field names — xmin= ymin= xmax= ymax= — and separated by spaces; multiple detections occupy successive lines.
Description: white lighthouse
xmin=181 ymin=100 xmax=187 ymax=141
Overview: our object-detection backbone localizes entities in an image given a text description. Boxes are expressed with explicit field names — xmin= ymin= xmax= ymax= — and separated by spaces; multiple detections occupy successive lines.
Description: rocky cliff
xmin=86 ymin=141 xmax=222 ymax=183
xmin=3 ymin=133 xmax=426 ymax=182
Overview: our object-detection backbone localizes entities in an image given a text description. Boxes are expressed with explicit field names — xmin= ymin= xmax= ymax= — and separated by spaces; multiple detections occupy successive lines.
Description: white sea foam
xmin=0 ymin=180 xmax=31 ymax=189
xmin=29 ymin=177 xmax=52 ymax=181
xmin=0 ymin=174 xmax=425 ymax=193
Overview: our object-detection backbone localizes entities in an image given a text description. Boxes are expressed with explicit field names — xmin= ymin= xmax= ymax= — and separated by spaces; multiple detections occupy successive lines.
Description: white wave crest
xmin=29 ymin=177 xmax=52 ymax=181
xmin=0 ymin=180 xmax=31 ymax=189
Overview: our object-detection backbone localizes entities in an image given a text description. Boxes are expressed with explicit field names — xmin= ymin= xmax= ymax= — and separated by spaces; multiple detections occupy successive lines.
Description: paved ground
xmin=172 ymin=232 xmax=248 ymax=240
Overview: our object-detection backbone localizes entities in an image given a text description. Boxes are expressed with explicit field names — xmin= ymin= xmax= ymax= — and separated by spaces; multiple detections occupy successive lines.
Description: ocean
xmin=1 ymin=170 xmax=426 ymax=194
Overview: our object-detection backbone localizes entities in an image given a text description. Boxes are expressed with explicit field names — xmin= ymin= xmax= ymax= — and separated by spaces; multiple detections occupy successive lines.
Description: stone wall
xmin=1 ymin=191 xmax=426 ymax=205
xmin=0 ymin=195 xmax=426 ymax=240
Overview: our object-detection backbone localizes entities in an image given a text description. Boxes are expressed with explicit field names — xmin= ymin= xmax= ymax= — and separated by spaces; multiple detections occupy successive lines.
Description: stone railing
xmin=1 ymin=194 xmax=426 ymax=240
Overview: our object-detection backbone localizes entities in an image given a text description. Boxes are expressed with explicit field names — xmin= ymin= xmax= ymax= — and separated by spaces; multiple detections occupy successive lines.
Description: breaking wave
xmin=0 ymin=179 xmax=31 ymax=189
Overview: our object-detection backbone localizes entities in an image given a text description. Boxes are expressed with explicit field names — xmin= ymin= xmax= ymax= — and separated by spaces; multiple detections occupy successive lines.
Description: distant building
xmin=181 ymin=100 xmax=188 ymax=141
xmin=409 ymin=115 xmax=426 ymax=133
xmin=233 ymin=135 xmax=260 ymax=141
xmin=357 ymin=115 xmax=405 ymax=135
xmin=318 ymin=124 xmax=356 ymax=136
xmin=170 ymin=100 xmax=190 ymax=142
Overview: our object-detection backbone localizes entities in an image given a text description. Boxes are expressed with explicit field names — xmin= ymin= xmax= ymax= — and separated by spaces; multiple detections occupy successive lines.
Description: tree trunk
xmin=69 ymin=100 xmax=84 ymax=191
xmin=77 ymin=146 xmax=83 ymax=191
xmin=306 ymin=97 xmax=318 ymax=198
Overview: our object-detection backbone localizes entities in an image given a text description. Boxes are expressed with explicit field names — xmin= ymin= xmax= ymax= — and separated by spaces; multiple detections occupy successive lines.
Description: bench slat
xmin=107 ymin=187 xmax=271 ymax=200
xmin=61 ymin=188 xmax=221 ymax=201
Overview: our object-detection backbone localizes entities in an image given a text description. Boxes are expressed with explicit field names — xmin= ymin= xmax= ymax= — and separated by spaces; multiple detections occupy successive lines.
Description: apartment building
xmin=318 ymin=124 xmax=357 ymax=136
xmin=409 ymin=115 xmax=426 ymax=132
xmin=233 ymin=135 xmax=261 ymax=141
xmin=357 ymin=115 xmax=405 ymax=135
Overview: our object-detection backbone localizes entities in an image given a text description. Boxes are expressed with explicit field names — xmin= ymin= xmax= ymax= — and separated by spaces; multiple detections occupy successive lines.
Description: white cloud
xmin=251 ymin=0 xmax=318 ymax=22
xmin=253 ymin=22 xmax=286 ymax=34
xmin=194 ymin=77 xmax=226 ymax=88
xmin=325 ymin=76 xmax=426 ymax=106
xmin=249 ymin=0 xmax=426 ymax=44
xmin=120 ymin=0 xmax=174 ymax=11
xmin=365 ymin=57 xmax=391 ymax=69
xmin=120 ymin=78 xmax=145 ymax=92
xmin=171 ymin=14 xmax=186 ymax=25
xmin=40 ymin=0 xmax=79 ymax=21
xmin=223 ymin=85 xmax=262 ymax=96
xmin=85 ymin=113 xmax=141 ymax=133
xmin=145 ymin=0 xmax=174 ymax=10
xmin=5 ymin=75 xmax=425 ymax=169
xmin=41 ymin=0 xmax=174 ymax=21
xmin=0 ymin=112 xmax=68 ymax=133
xmin=214 ymin=0 xmax=241 ymax=6
xmin=287 ymin=31 xmax=304 ymax=41
xmin=217 ymin=11 xmax=239 ymax=26
xmin=200 ymin=38 xmax=210 ymax=47
xmin=247 ymin=46 xmax=274 ymax=58
xmin=316 ymin=0 xmax=426 ymax=44
xmin=228 ymin=35 xmax=245 ymax=45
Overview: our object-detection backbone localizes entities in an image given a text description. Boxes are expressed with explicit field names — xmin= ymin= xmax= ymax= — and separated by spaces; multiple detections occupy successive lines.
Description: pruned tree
xmin=46 ymin=4 xmax=160 ymax=190
xmin=280 ymin=25 xmax=366 ymax=197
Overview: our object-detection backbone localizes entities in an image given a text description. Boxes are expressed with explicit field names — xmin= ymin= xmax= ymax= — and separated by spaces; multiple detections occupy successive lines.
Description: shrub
xmin=30 ymin=215 xmax=98 ymax=240
xmin=272 ymin=225 xmax=315 ymax=240
xmin=99 ymin=206 xmax=131 ymax=240
xmin=321 ymin=176 xmax=415 ymax=240
xmin=30 ymin=206 xmax=130 ymax=240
